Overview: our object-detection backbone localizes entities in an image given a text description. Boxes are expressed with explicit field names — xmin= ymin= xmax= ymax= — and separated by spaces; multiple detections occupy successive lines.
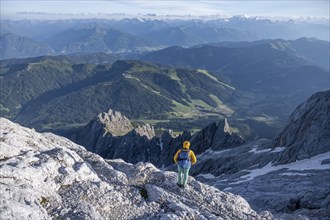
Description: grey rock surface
xmin=271 ymin=90 xmax=330 ymax=164
xmin=190 ymin=119 xmax=245 ymax=155
xmin=194 ymin=91 xmax=330 ymax=220
xmin=71 ymin=108 xmax=156 ymax=159
xmin=67 ymin=91 xmax=330 ymax=220
xmin=0 ymin=117 xmax=272 ymax=220
xmin=98 ymin=109 xmax=134 ymax=136
xmin=195 ymin=140 xmax=330 ymax=220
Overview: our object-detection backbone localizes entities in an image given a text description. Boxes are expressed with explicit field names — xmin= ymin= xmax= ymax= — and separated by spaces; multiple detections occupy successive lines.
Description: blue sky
xmin=1 ymin=1 xmax=329 ymax=19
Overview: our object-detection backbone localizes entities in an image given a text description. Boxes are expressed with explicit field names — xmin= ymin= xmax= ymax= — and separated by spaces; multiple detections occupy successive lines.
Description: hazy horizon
xmin=1 ymin=0 xmax=329 ymax=20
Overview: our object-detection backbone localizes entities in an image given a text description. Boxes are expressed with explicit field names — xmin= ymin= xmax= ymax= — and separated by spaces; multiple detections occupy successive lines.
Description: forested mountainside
xmin=1 ymin=58 xmax=243 ymax=135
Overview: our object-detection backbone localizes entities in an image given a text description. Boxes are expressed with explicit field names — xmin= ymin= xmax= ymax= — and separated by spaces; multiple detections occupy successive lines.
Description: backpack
xmin=178 ymin=149 xmax=191 ymax=169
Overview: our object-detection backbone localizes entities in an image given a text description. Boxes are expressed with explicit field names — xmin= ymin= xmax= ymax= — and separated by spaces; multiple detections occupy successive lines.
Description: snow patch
xmin=198 ymin=149 xmax=229 ymax=158
xmin=271 ymin=147 xmax=286 ymax=153
xmin=280 ymin=172 xmax=310 ymax=176
xmin=197 ymin=173 xmax=216 ymax=179
xmin=223 ymin=187 xmax=233 ymax=191
xmin=249 ymin=146 xmax=285 ymax=154
xmin=159 ymin=137 xmax=163 ymax=151
xmin=249 ymin=147 xmax=271 ymax=154
xmin=231 ymin=152 xmax=330 ymax=185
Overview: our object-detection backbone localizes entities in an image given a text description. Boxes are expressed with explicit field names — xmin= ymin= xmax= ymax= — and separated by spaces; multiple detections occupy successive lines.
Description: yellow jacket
xmin=173 ymin=149 xmax=197 ymax=165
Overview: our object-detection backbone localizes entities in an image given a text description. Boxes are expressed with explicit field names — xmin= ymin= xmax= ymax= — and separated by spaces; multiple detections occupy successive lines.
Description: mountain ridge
xmin=2 ymin=18 xmax=329 ymax=59
xmin=0 ymin=33 xmax=54 ymax=60
xmin=44 ymin=25 xmax=151 ymax=54
xmin=1 ymin=58 xmax=241 ymax=135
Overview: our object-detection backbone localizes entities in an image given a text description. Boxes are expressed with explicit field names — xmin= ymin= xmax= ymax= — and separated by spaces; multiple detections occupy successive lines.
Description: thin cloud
xmin=1 ymin=0 xmax=329 ymax=19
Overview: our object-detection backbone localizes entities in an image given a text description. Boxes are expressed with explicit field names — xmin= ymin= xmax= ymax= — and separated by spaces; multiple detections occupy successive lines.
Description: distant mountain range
xmin=44 ymin=25 xmax=151 ymax=54
xmin=144 ymin=37 xmax=329 ymax=71
xmin=142 ymin=26 xmax=254 ymax=47
xmin=0 ymin=26 xmax=151 ymax=59
xmin=1 ymin=36 xmax=328 ymax=139
xmin=0 ymin=33 xmax=54 ymax=59
xmin=143 ymin=38 xmax=329 ymax=127
xmin=192 ymin=37 xmax=329 ymax=70
xmin=1 ymin=18 xmax=329 ymax=59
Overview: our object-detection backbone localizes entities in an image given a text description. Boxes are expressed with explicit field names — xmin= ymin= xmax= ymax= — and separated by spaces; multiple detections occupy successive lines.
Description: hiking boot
xmin=177 ymin=183 xmax=182 ymax=187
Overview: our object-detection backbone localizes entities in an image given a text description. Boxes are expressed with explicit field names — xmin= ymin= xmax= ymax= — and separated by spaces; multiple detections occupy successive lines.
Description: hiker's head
xmin=183 ymin=141 xmax=190 ymax=149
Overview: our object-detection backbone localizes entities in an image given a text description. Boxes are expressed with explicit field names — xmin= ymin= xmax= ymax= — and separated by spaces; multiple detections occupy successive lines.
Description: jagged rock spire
xmin=190 ymin=118 xmax=244 ymax=154
xmin=98 ymin=109 xmax=133 ymax=136
xmin=134 ymin=124 xmax=155 ymax=140
xmin=224 ymin=118 xmax=232 ymax=134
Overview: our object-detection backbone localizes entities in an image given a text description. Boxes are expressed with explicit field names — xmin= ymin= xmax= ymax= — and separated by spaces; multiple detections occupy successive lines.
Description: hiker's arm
xmin=173 ymin=150 xmax=180 ymax=163
xmin=190 ymin=151 xmax=197 ymax=165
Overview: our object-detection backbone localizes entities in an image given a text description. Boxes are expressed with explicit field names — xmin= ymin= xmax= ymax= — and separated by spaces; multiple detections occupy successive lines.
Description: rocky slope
xmin=0 ymin=117 xmax=273 ymax=220
xmin=71 ymin=91 xmax=330 ymax=219
xmin=271 ymin=91 xmax=330 ymax=164
xmin=193 ymin=91 xmax=330 ymax=219
xmin=195 ymin=140 xmax=330 ymax=220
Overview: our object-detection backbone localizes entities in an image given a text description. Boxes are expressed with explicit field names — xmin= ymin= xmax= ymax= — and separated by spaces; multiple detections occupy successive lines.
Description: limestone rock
xmin=0 ymin=117 xmax=272 ymax=220
xmin=271 ymin=90 xmax=330 ymax=164
xmin=98 ymin=109 xmax=133 ymax=136
xmin=190 ymin=119 xmax=245 ymax=155
xmin=193 ymin=91 xmax=330 ymax=220
xmin=134 ymin=124 xmax=155 ymax=140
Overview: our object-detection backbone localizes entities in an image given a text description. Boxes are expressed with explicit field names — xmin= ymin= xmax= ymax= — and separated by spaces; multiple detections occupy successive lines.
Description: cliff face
xmin=0 ymin=118 xmax=272 ymax=220
xmin=193 ymin=91 xmax=330 ymax=219
xmin=71 ymin=109 xmax=156 ymax=161
xmin=71 ymin=109 xmax=242 ymax=168
xmin=190 ymin=119 xmax=245 ymax=155
xmin=271 ymin=90 xmax=330 ymax=164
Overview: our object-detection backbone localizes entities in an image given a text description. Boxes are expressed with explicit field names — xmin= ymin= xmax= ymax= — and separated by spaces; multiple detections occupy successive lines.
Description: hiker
xmin=173 ymin=140 xmax=197 ymax=188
